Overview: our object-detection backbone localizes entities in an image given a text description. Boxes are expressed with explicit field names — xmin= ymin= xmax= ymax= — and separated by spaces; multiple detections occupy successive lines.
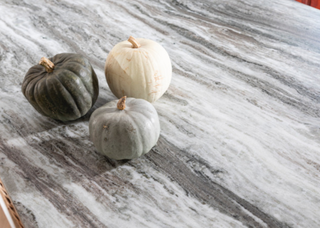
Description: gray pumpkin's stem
xmin=39 ymin=57 xmax=54 ymax=73
xmin=128 ymin=36 xmax=140 ymax=48
xmin=117 ymin=96 xmax=127 ymax=110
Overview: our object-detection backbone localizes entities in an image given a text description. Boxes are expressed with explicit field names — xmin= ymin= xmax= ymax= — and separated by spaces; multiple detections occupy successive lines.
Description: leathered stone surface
xmin=0 ymin=0 xmax=320 ymax=227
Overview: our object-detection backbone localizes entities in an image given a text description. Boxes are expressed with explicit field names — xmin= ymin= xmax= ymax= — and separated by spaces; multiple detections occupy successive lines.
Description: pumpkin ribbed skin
xmin=89 ymin=97 xmax=160 ymax=160
xmin=22 ymin=53 xmax=99 ymax=121
xmin=105 ymin=38 xmax=172 ymax=103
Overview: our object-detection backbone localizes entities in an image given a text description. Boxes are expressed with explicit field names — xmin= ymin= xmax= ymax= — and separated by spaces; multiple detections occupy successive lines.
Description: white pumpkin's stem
xmin=128 ymin=36 xmax=140 ymax=48
xmin=39 ymin=57 xmax=54 ymax=73
xmin=117 ymin=96 xmax=127 ymax=110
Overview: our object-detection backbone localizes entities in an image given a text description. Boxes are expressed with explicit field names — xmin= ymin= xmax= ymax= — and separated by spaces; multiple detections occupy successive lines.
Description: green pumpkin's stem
xmin=117 ymin=96 xmax=127 ymax=110
xmin=39 ymin=57 xmax=54 ymax=73
xmin=128 ymin=36 xmax=140 ymax=48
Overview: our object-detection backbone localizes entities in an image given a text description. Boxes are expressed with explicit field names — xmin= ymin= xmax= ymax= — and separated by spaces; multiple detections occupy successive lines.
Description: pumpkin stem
xmin=128 ymin=36 xmax=140 ymax=48
xmin=117 ymin=96 xmax=127 ymax=110
xmin=39 ymin=57 xmax=54 ymax=73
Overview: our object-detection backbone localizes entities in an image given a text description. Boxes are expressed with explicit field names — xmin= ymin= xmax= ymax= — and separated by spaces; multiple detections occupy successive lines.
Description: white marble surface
xmin=0 ymin=0 xmax=320 ymax=227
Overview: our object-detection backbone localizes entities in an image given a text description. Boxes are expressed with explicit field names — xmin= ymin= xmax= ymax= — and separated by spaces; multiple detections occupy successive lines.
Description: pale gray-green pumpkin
xmin=21 ymin=53 xmax=99 ymax=121
xmin=89 ymin=96 xmax=160 ymax=160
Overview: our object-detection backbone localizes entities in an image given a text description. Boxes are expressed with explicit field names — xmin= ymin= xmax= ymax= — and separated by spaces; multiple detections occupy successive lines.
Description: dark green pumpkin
xmin=22 ymin=53 xmax=99 ymax=121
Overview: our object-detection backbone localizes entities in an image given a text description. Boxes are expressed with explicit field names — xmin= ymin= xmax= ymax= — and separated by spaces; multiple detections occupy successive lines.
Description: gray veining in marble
xmin=0 ymin=0 xmax=320 ymax=227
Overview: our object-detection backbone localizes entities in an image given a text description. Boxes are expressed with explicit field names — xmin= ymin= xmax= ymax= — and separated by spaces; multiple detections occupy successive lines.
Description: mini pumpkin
xmin=22 ymin=53 xmax=99 ymax=121
xmin=105 ymin=36 xmax=172 ymax=103
xmin=89 ymin=96 xmax=160 ymax=160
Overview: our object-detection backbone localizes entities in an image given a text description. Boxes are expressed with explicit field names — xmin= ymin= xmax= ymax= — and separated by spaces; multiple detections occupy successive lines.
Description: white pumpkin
xmin=105 ymin=36 xmax=172 ymax=103
xmin=89 ymin=96 xmax=160 ymax=160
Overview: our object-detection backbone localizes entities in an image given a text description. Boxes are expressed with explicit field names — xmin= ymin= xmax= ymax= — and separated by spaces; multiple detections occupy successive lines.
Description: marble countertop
xmin=1 ymin=0 xmax=320 ymax=227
